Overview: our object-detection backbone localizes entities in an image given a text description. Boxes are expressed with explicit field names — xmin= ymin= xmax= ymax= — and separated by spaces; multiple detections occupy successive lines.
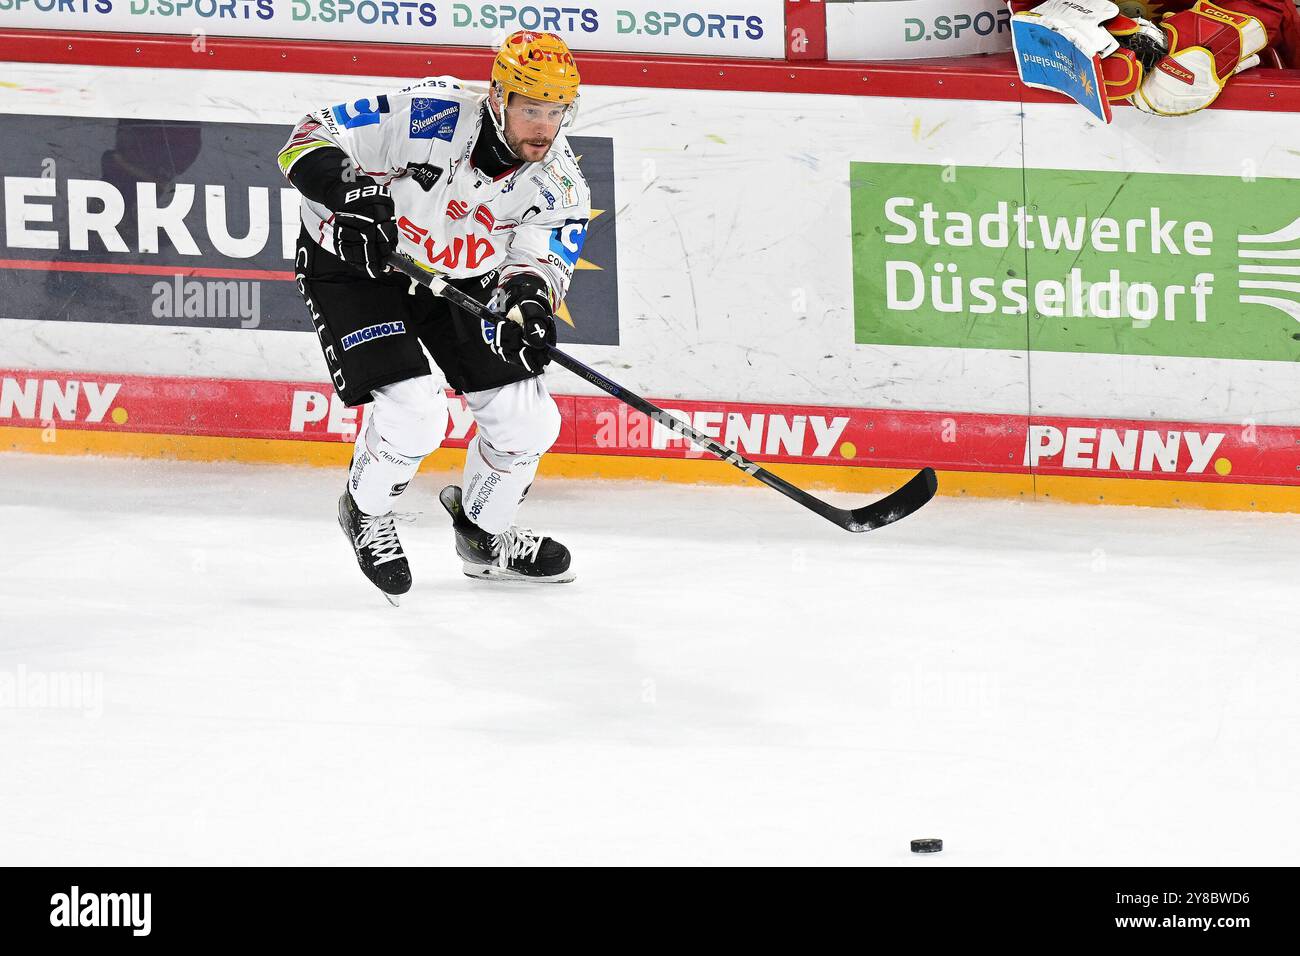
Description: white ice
xmin=1 ymin=453 xmax=1297 ymax=865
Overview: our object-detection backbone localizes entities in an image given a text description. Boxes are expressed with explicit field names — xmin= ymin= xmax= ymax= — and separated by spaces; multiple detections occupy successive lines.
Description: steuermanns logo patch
xmin=409 ymin=97 xmax=460 ymax=142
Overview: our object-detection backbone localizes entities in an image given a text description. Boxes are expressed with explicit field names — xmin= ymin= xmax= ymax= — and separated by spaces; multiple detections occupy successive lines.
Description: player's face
xmin=502 ymin=93 xmax=567 ymax=162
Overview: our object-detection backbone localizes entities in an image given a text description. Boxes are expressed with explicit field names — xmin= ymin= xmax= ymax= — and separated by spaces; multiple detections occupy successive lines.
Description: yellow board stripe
xmin=3 ymin=425 xmax=1298 ymax=513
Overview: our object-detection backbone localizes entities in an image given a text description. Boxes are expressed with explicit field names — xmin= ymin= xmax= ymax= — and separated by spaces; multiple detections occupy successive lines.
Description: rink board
xmin=4 ymin=367 xmax=1299 ymax=512
xmin=1 ymin=44 xmax=1299 ymax=510
xmin=0 ymin=2 xmax=788 ymax=59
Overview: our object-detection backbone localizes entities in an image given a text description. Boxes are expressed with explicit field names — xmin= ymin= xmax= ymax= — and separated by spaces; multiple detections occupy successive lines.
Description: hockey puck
xmin=910 ymin=838 xmax=943 ymax=854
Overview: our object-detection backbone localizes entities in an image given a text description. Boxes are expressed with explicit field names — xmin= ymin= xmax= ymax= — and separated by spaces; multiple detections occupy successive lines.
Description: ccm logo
xmin=344 ymin=184 xmax=390 ymax=203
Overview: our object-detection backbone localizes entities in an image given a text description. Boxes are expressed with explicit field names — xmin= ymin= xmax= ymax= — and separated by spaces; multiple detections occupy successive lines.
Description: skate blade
xmin=383 ymin=591 xmax=401 ymax=607
xmin=462 ymin=561 xmax=575 ymax=584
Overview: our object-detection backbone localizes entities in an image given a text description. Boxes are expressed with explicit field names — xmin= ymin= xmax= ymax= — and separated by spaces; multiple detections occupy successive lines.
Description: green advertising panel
xmin=851 ymin=161 xmax=1300 ymax=362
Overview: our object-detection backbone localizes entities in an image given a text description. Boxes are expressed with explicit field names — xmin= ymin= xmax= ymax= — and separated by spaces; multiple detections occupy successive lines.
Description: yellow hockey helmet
xmin=490 ymin=31 xmax=581 ymax=129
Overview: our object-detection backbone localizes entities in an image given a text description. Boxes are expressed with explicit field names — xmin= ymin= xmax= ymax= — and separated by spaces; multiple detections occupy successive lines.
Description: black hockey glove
xmin=483 ymin=274 xmax=557 ymax=373
xmin=326 ymin=181 xmax=398 ymax=280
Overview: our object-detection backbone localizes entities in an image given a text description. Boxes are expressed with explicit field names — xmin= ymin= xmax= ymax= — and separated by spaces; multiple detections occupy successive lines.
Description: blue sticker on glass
xmin=409 ymin=98 xmax=461 ymax=142
xmin=549 ymin=219 xmax=589 ymax=267
xmin=330 ymin=96 xmax=391 ymax=130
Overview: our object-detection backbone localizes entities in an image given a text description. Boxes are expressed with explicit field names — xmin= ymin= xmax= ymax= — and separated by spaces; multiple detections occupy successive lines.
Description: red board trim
xmin=2 ymin=368 xmax=1296 ymax=488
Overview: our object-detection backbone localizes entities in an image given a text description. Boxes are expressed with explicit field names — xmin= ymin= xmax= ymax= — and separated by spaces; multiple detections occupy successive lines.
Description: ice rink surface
xmin=1 ymin=452 xmax=1297 ymax=866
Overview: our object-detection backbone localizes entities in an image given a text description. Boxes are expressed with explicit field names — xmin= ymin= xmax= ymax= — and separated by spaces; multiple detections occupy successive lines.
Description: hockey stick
xmin=386 ymin=254 xmax=938 ymax=532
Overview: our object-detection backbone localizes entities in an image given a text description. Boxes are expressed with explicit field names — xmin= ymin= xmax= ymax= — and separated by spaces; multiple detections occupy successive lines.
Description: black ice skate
xmin=337 ymin=488 xmax=413 ymax=606
xmin=438 ymin=485 xmax=574 ymax=583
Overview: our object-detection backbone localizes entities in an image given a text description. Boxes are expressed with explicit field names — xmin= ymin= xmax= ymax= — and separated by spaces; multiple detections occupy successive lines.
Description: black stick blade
xmin=843 ymin=467 xmax=938 ymax=533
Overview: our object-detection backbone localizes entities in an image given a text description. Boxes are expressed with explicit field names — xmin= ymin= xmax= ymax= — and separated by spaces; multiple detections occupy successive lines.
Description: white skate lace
xmin=355 ymin=512 xmax=413 ymax=566
xmin=492 ymin=527 xmax=543 ymax=568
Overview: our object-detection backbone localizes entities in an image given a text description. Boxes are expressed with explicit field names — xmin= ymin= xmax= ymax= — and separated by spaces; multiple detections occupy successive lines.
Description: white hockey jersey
xmin=278 ymin=77 xmax=592 ymax=307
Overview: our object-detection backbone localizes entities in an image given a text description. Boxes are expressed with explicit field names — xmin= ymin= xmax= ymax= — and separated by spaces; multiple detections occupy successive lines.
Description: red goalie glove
xmin=1124 ymin=2 xmax=1300 ymax=67
xmin=1133 ymin=1 xmax=1268 ymax=114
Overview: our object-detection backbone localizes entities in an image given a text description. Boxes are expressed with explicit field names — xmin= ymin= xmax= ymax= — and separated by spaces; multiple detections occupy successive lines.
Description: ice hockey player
xmin=277 ymin=31 xmax=590 ymax=603
xmin=1010 ymin=0 xmax=1300 ymax=115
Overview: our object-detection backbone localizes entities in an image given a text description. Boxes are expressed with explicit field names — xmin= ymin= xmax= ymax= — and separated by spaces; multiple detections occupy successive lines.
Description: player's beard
xmin=505 ymin=126 xmax=555 ymax=163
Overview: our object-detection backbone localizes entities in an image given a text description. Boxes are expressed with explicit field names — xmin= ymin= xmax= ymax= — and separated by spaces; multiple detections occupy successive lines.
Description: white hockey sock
xmin=348 ymin=376 xmax=447 ymax=516
xmin=349 ymin=422 xmax=426 ymax=516
xmin=461 ymin=435 xmax=540 ymax=534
